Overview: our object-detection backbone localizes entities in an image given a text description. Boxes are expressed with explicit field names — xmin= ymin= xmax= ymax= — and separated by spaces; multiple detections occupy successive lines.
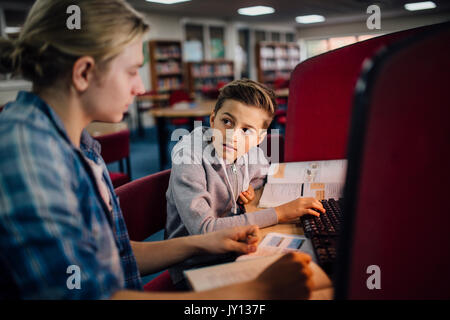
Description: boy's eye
xmin=222 ymin=119 xmax=232 ymax=126
xmin=242 ymin=128 xmax=255 ymax=135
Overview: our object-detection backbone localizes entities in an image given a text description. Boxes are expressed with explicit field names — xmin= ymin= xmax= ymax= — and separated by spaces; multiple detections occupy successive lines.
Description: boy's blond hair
xmin=213 ymin=79 xmax=277 ymax=128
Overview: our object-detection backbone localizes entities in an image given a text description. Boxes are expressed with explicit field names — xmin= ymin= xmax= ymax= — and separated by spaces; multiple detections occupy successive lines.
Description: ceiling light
xmin=238 ymin=6 xmax=275 ymax=16
xmin=295 ymin=15 xmax=325 ymax=24
xmin=404 ymin=1 xmax=436 ymax=11
xmin=5 ymin=27 xmax=21 ymax=34
xmin=145 ymin=0 xmax=191 ymax=4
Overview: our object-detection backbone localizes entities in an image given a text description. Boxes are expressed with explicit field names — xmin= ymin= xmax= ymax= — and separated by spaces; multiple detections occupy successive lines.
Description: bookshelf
xmin=185 ymin=60 xmax=234 ymax=97
xmin=148 ymin=40 xmax=184 ymax=95
xmin=256 ymin=42 xmax=300 ymax=87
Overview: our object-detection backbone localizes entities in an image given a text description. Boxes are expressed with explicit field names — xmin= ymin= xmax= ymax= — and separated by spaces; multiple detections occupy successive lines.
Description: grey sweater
xmin=165 ymin=127 xmax=278 ymax=283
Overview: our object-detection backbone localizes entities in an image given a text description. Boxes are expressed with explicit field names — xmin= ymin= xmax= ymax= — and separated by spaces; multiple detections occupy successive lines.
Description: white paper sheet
xmin=302 ymin=182 xmax=344 ymax=200
xmin=268 ymin=159 xmax=347 ymax=184
xmin=258 ymin=183 xmax=302 ymax=207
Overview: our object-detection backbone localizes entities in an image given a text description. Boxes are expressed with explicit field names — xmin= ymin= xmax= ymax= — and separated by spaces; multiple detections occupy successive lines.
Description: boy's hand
xmin=253 ymin=252 xmax=314 ymax=299
xmin=275 ymin=197 xmax=326 ymax=223
xmin=238 ymin=185 xmax=255 ymax=205
xmin=198 ymin=225 xmax=260 ymax=255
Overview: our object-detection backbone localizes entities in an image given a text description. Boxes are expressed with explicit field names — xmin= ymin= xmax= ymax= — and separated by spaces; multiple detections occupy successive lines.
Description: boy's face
xmin=210 ymin=99 xmax=270 ymax=163
xmin=82 ymin=39 xmax=145 ymax=123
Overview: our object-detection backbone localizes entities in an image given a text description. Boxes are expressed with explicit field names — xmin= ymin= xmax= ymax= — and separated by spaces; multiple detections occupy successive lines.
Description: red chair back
xmin=273 ymin=77 xmax=289 ymax=90
xmin=169 ymin=90 xmax=191 ymax=106
xmin=95 ymin=129 xmax=131 ymax=188
xmin=115 ymin=169 xmax=178 ymax=292
xmin=115 ymin=169 xmax=171 ymax=241
xmin=336 ymin=25 xmax=450 ymax=299
xmin=285 ymin=24 xmax=437 ymax=163
xmin=96 ymin=130 xmax=130 ymax=164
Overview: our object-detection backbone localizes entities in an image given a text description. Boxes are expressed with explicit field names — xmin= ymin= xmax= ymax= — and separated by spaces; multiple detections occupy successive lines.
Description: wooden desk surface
xmin=136 ymin=93 xmax=170 ymax=102
xmin=275 ymin=88 xmax=289 ymax=98
xmin=245 ymin=187 xmax=303 ymax=242
xmin=86 ymin=121 xmax=128 ymax=137
xmin=149 ymin=100 xmax=216 ymax=118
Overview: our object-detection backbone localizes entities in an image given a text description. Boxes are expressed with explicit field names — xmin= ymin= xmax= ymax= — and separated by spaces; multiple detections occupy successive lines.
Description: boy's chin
xmin=223 ymin=155 xmax=237 ymax=164
xmin=219 ymin=150 xmax=238 ymax=164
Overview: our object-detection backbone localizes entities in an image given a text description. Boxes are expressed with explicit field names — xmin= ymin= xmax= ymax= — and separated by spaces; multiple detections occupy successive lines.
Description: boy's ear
xmin=72 ymin=56 xmax=96 ymax=92
xmin=209 ymin=112 xmax=215 ymax=127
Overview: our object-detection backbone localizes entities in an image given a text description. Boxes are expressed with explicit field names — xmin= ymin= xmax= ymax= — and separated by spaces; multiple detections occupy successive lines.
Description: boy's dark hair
xmin=214 ymin=79 xmax=277 ymax=128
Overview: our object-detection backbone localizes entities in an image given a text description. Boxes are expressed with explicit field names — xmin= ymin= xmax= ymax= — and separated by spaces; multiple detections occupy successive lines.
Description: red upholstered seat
xmin=143 ymin=270 xmax=176 ymax=292
xmin=276 ymin=115 xmax=286 ymax=125
xmin=169 ymin=90 xmax=191 ymax=106
xmin=95 ymin=129 xmax=131 ymax=188
xmin=108 ymin=172 xmax=130 ymax=189
xmin=285 ymin=24 xmax=436 ymax=163
xmin=336 ymin=24 xmax=450 ymax=299
xmin=115 ymin=169 xmax=179 ymax=291
xmin=169 ymin=90 xmax=192 ymax=125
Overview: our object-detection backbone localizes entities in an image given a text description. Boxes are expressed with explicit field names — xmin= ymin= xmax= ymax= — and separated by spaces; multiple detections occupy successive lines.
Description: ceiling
xmin=1 ymin=0 xmax=450 ymax=27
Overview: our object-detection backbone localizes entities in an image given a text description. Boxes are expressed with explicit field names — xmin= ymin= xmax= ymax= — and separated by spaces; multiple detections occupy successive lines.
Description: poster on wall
xmin=184 ymin=40 xmax=203 ymax=62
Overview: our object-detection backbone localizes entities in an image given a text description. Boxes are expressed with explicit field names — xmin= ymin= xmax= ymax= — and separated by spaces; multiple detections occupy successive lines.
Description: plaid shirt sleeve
xmin=0 ymin=121 xmax=123 ymax=299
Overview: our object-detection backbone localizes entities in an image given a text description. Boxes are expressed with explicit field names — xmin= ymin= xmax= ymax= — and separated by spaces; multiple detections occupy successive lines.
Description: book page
xmin=184 ymin=254 xmax=333 ymax=299
xmin=236 ymin=233 xmax=317 ymax=264
xmin=258 ymin=183 xmax=302 ymax=207
xmin=268 ymin=160 xmax=347 ymax=184
xmin=302 ymin=182 xmax=344 ymax=200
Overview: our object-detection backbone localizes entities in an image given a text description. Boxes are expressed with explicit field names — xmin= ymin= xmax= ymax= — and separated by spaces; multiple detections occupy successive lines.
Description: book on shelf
xmin=259 ymin=159 xmax=347 ymax=207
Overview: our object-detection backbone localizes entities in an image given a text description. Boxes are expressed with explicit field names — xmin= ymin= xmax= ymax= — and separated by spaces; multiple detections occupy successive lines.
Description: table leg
xmin=156 ymin=116 xmax=167 ymax=170
xmin=136 ymin=100 xmax=145 ymax=137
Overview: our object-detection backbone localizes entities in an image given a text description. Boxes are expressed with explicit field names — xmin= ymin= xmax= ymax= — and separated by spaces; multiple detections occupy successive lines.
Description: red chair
xmin=95 ymin=129 xmax=131 ymax=188
xmin=169 ymin=90 xmax=192 ymax=126
xmin=285 ymin=24 xmax=437 ymax=163
xmin=115 ymin=169 xmax=179 ymax=291
xmin=335 ymin=24 xmax=450 ymax=299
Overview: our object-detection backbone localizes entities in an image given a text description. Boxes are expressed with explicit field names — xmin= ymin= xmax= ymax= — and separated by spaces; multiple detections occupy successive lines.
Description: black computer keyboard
xmin=300 ymin=198 xmax=343 ymax=275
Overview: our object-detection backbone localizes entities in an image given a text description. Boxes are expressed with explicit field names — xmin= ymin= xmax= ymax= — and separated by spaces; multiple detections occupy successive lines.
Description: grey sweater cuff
xmin=245 ymin=207 xmax=278 ymax=228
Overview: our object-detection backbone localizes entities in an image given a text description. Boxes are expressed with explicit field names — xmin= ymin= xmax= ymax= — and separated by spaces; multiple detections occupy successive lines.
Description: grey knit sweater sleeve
xmin=166 ymin=161 xmax=278 ymax=238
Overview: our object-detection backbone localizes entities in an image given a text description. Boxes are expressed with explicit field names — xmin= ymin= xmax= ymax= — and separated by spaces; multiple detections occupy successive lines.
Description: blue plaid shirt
xmin=0 ymin=91 xmax=142 ymax=299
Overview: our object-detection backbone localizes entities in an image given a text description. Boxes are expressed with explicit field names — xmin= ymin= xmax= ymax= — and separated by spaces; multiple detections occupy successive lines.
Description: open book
xmin=184 ymin=233 xmax=334 ymax=300
xmin=259 ymin=160 xmax=347 ymax=207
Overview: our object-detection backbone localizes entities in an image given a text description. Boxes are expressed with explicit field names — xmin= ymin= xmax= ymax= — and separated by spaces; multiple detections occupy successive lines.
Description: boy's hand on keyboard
xmin=238 ymin=185 xmax=255 ymax=205
xmin=254 ymin=252 xmax=314 ymax=299
xmin=274 ymin=197 xmax=326 ymax=223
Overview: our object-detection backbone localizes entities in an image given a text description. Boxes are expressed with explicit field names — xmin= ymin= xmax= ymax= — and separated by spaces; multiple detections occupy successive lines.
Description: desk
xmin=275 ymin=88 xmax=289 ymax=98
xmin=86 ymin=121 xmax=128 ymax=137
xmin=135 ymin=93 xmax=170 ymax=136
xmin=149 ymin=100 xmax=216 ymax=170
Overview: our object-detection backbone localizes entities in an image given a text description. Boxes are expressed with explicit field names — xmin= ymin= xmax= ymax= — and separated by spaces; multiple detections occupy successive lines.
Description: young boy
xmin=165 ymin=79 xmax=325 ymax=285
